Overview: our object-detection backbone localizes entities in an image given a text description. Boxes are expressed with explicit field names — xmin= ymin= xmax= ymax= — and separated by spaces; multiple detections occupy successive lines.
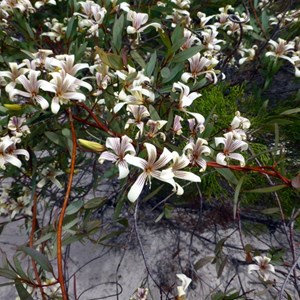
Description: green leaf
xmin=65 ymin=200 xmax=84 ymax=215
xmin=13 ymin=255 xmax=30 ymax=281
xmin=0 ymin=268 xmax=18 ymax=280
xmin=161 ymin=67 xmax=171 ymax=78
xmin=172 ymin=46 xmax=201 ymax=63
xmin=141 ymin=185 xmax=164 ymax=203
xmin=113 ymin=193 xmax=126 ymax=220
xmin=171 ymin=25 xmax=185 ymax=52
xmin=149 ymin=104 xmax=161 ymax=120
xmin=84 ymin=197 xmax=107 ymax=209
xmin=45 ymin=131 xmax=65 ymax=147
xmin=194 ymin=256 xmax=214 ymax=270
xmin=15 ymin=281 xmax=34 ymax=300
xmin=215 ymin=237 xmax=227 ymax=256
xmin=131 ymin=50 xmax=146 ymax=68
xmin=97 ymin=230 xmax=124 ymax=242
xmin=261 ymin=10 xmax=269 ymax=32
xmin=280 ymin=108 xmax=300 ymax=115
xmin=171 ymin=24 xmax=184 ymax=44
xmin=216 ymin=168 xmax=238 ymax=185
xmin=95 ymin=47 xmax=123 ymax=70
xmin=145 ymin=51 xmax=157 ymax=77
xmin=217 ymin=256 xmax=228 ymax=278
xmin=0 ymin=282 xmax=15 ymax=287
xmin=33 ymin=232 xmax=54 ymax=246
xmin=233 ymin=177 xmax=244 ymax=219
xmin=112 ymin=14 xmax=124 ymax=53
xmin=245 ymin=184 xmax=287 ymax=193
xmin=158 ymin=28 xmax=171 ymax=49
xmin=66 ymin=16 xmax=77 ymax=40
xmin=261 ymin=207 xmax=280 ymax=214
xmin=75 ymin=41 xmax=88 ymax=61
xmin=18 ymin=246 xmax=53 ymax=273
xmin=62 ymin=234 xmax=84 ymax=246
xmin=161 ymin=63 xmax=184 ymax=83
xmin=63 ymin=217 xmax=80 ymax=231
xmin=62 ymin=128 xmax=71 ymax=138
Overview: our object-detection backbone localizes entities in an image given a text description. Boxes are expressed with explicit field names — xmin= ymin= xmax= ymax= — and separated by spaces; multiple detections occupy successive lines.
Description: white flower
xmin=172 ymin=81 xmax=201 ymax=110
xmin=99 ymin=135 xmax=136 ymax=179
xmin=12 ymin=70 xmax=50 ymax=110
xmin=41 ymin=71 xmax=91 ymax=114
xmin=176 ymin=274 xmax=192 ymax=297
xmin=37 ymin=167 xmax=64 ymax=189
xmin=183 ymin=138 xmax=211 ymax=171
xmin=182 ymin=29 xmax=200 ymax=50
xmin=215 ymin=132 xmax=248 ymax=167
xmin=144 ymin=119 xmax=167 ymax=140
xmin=7 ymin=116 xmax=30 ymax=138
xmin=201 ymin=26 xmax=224 ymax=51
xmin=172 ymin=115 xmax=183 ymax=135
xmin=0 ymin=136 xmax=29 ymax=169
xmin=187 ymin=118 xmax=205 ymax=135
xmin=230 ymin=111 xmax=250 ymax=140
xmin=265 ymin=38 xmax=295 ymax=65
xmin=125 ymin=105 xmax=150 ymax=136
xmin=46 ymin=55 xmax=89 ymax=77
xmin=127 ymin=10 xmax=161 ymax=35
xmin=161 ymin=152 xmax=201 ymax=195
xmin=248 ymin=255 xmax=275 ymax=281
xmin=0 ymin=62 xmax=28 ymax=97
xmin=9 ymin=187 xmax=32 ymax=219
xmin=34 ymin=0 xmax=56 ymax=9
xmin=125 ymin=143 xmax=174 ymax=202
xmin=114 ymin=86 xmax=154 ymax=113
xmin=239 ymin=45 xmax=257 ymax=65
xmin=181 ymin=53 xmax=219 ymax=84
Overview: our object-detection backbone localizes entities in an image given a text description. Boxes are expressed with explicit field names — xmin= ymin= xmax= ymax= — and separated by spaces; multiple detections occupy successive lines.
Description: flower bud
xmin=4 ymin=104 xmax=23 ymax=110
xmin=78 ymin=139 xmax=105 ymax=152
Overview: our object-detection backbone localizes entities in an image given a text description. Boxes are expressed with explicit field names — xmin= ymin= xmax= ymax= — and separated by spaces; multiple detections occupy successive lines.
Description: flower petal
xmin=127 ymin=172 xmax=147 ymax=202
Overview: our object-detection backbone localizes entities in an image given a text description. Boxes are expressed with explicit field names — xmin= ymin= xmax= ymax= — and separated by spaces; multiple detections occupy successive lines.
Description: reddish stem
xmin=57 ymin=109 xmax=77 ymax=300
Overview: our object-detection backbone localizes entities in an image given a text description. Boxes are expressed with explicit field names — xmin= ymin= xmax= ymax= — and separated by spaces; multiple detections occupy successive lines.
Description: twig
xmin=57 ymin=108 xmax=77 ymax=300
xmin=29 ymin=192 xmax=47 ymax=300
xmin=77 ymin=102 xmax=121 ymax=137
xmin=279 ymin=252 xmax=300 ymax=299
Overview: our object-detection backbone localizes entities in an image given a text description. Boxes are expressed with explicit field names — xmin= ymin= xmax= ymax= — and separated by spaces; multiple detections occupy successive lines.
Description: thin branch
xmin=57 ymin=108 xmax=77 ymax=300
xmin=29 ymin=192 xmax=47 ymax=300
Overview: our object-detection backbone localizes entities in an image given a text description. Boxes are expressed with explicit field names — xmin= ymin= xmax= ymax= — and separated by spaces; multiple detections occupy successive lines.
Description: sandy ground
xmin=1 ymin=205 xmax=299 ymax=300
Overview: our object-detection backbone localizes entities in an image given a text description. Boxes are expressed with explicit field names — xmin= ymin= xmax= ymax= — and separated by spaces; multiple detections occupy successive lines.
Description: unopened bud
xmin=4 ymin=104 xmax=23 ymax=110
xmin=78 ymin=139 xmax=105 ymax=152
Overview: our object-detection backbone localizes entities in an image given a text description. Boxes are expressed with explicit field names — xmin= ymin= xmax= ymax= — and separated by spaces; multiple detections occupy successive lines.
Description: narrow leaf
xmin=0 ymin=268 xmax=18 ymax=280
xmin=172 ymin=46 xmax=201 ymax=63
xmin=18 ymin=246 xmax=53 ymax=273
xmin=84 ymin=197 xmax=107 ymax=209
xmin=145 ymin=51 xmax=157 ymax=77
xmin=280 ymin=108 xmax=300 ymax=115
xmin=112 ymin=14 xmax=124 ymax=53
xmin=216 ymin=168 xmax=238 ymax=185
xmin=131 ymin=50 xmax=146 ymax=68
xmin=217 ymin=256 xmax=228 ymax=278
xmin=13 ymin=255 xmax=30 ymax=281
xmin=15 ymin=281 xmax=34 ymax=300
xmin=233 ymin=177 xmax=244 ymax=219
xmin=261 ymin=207 xmax=280 ymax=214
xmin=65 ymin=200 xmax=84 ymax=215
xmin=194 ymin=256 xmax=214 ymax=270
xmin=245 ymin=184 xmax=287 ymax=193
